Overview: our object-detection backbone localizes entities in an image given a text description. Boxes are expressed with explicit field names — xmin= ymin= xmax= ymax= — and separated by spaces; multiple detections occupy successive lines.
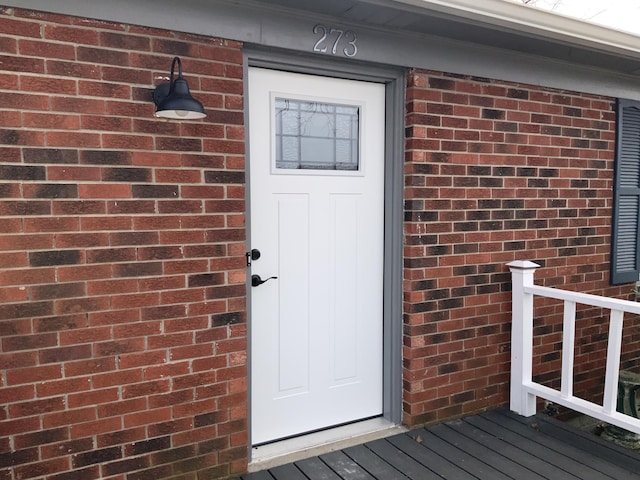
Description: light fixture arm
xmin=169 ymin=56 xmax=182 ymax=88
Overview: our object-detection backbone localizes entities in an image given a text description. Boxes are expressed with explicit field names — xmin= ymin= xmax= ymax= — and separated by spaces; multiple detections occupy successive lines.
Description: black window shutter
xmin=611 ymin=99 xmax=640 ymax=285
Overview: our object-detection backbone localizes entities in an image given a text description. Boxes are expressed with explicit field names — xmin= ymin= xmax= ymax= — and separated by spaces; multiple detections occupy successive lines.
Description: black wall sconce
xmin=153 ymin=56 xmax=206 ymax=119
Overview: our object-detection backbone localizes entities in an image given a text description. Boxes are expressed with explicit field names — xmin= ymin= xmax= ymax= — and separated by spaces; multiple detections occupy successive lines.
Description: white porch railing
xmin=509 ymin=260 xmax=640 ymax=434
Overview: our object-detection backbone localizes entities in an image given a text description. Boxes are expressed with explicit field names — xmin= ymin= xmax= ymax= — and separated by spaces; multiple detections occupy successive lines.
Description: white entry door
xmin=249 ymin=68 xmax=385 ymax=445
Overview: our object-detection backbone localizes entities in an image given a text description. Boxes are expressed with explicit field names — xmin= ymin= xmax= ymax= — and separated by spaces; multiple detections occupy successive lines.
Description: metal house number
xmin=313 ymin=24 xmax=358 ymax=58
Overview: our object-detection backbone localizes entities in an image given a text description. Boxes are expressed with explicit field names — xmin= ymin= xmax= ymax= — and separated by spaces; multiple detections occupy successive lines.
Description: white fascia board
xmin=385 ymin=0 xmax=640 ymax=58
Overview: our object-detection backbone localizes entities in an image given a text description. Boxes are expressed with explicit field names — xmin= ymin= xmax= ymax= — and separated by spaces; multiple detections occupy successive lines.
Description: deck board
xmin=469 ymin=412 xmax=616 ymax=479
xmin=341 ymin=444 xmax=406 ymax=480
xmin=319 ymin=450 xmax=376 ymax=480
xmin=482 ymin=410 xmax=632 ymax=479
xmin=446 ymin=416 xmax=573 ymax=479
xmin=238 ymin=409 xmax=640 ymax=480
xmin=386 ymin=430 xmax=478 ymax=479
xmin=427 ymin=422 xmax=544 ymax=479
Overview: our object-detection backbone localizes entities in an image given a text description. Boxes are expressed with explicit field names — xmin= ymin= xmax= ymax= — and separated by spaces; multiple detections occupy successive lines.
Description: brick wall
xmin=3 ymin=4 xmax=640 ymax=479
xmin=0 ymin=7 xmax=247 ymax=479
xmin=402 ymin=69 xmax=639 ymax=425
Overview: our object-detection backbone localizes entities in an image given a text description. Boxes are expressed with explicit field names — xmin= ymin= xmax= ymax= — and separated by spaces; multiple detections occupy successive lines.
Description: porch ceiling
xmin=247 ymin=0 xmax=640 ymax=76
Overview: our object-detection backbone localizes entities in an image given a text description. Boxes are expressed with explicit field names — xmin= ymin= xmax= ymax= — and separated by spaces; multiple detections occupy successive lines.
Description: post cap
xmin=506 ymin=260 xmax=540 ymax=270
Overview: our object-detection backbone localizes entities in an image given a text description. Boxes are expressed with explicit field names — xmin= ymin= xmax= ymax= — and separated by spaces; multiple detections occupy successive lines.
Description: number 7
xmin=329 ymin=28 xmax=344 ymax=55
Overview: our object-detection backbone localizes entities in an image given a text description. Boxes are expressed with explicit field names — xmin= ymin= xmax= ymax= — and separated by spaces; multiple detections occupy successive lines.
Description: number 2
xmin=313 ymin=24 xmax=328 ymax=53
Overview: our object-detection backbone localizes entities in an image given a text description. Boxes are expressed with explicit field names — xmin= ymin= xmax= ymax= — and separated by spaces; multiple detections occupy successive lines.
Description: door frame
xmin=243 ymin=47 xmax=405 ymax=452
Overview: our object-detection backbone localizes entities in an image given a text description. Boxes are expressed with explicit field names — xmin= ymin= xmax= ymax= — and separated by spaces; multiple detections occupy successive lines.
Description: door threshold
xmin=248 ymin=417 xmax=406 ymax=472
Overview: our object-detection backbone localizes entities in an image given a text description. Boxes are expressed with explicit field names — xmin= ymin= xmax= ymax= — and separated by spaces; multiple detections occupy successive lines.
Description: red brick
xmin=46 ymin=131 xmax=101 ymax=148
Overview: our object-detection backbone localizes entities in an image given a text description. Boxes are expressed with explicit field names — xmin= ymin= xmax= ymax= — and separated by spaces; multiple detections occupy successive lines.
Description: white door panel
xmin=249 ymin=68 xmax=385 ymax=444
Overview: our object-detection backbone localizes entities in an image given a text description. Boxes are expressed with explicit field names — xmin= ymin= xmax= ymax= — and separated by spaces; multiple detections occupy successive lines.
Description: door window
xmin=274 ymin=98 xmax=359 ymax=171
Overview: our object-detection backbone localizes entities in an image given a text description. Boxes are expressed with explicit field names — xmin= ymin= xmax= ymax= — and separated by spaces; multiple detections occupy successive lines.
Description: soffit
xmin=244 ymin=0 xmax=640 ymax=76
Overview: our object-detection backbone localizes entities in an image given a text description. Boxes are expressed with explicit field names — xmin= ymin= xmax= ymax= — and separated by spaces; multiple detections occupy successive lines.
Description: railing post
xmin=508 ymin=260 xmax=540 ymax=417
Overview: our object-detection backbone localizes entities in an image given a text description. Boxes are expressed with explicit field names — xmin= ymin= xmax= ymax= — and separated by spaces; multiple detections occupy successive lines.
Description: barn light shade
xmin=153 ymin=56 xmax=206 ymax=120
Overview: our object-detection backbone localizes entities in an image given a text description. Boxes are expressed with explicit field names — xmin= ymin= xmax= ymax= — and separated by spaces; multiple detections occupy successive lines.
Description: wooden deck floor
xmin=237 ymin=409 xmax=640 ymax=480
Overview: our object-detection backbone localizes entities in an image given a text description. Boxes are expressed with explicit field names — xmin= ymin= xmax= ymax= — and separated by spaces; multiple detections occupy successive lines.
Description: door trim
xmin=244 ymin=47 xmax=405 ymax=454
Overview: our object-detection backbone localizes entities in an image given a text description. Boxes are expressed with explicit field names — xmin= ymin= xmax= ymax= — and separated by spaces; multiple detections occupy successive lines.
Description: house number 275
xmin=313 ymin=24 xmax=358 ymax=58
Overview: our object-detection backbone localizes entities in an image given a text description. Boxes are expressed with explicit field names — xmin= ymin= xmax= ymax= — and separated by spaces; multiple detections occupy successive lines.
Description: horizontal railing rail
xmin=508 ymin=260 xmax=640 ymax=435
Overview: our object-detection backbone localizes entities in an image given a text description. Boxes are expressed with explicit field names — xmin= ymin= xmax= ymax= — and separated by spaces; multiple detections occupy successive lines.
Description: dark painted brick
xmin=132 ymin=185 xmax=179 ymax=198
xmin=126 ymin=465 xmax=173 ymax=480
xmin=204 ymin=171 xmax=245 ymax=184
xmin=539 ymin=168 xmax=559 ymax=177
xmin=16 ymin=428 xmax=67 ymax=448
xmin=32 ymin=184 xmax=78 ymax=199
xmin=23 ymin=148 xmax=79 ymax=164
xmin=0 ymin=301 xmax=53 ymax=320
xmin=468 ymin=166 xmax=491 ymax=176
xmin=507 ymin=88 xmax=528 ymax=99
xmin=211 ymin=312 xmax=244 ymax=327
xmin=562 ymin=127 xmax=581 ymax=137
xmin=150 ymin=445 xmax=196 ymax=465
xmin=528 ymin=178 xmax=548 ymax=188
xmin=188 ymin=273 xmax=225 ymax=287
xmin=480 ymin=177 xmax=502 ymax=188
xmin=478 ymin=199 xmax=501 ymax=209
xmin=80 ymin=150 xmax=132 ymax=165
xmin=453 ymin=243 xmax=479 ymax=255
xmin=0 ymin=183 xmax=17 ymax=197
xmin=0 ymin=448 xmax=38 ymax=468
xmin=404 ymin=211 xmax=438 ymax=222
xmin=74 ymin=447 xmax=122 ymax=468
xmin=197 ymin=438 xmax=228 ymax=455
xmin=482 ymin=108 xmax=504 ymax=119
xmin=563 ymin=106 xmax=582 ymax=117
xmin=404 ymin=302 xmax=436 ymax=314
xmin=517 ymin=167 xmax=537 ymax=177
xmin=87 ymin=248 xmax=136 ymax=263
xmin=0 ymin=200 xmax=51 ymax=215
xmin=102 ymin=456 xmax=149 ymax=476
xmin=110 ymin=232 xmax=158 ymax=246
xmin=48 ymin=466 xmax=100 ymax=480
xmin=504 ymin=220 xmax=527 ymax=230
xmin=35 ymin=315 xmax=86 ymax=333
xmin=113 ymin=262 xmax=163 ymax=277
xmin=426 ymin=289 xmax=449 ymax=301
xmin=504 ymin=241 xmax=526 ymax=251
xmin=451 ymin=286 xmax=474 ymax=297
xmin=515 ymin=209 xmax=537 ymax=219
xmin=541 ymin=125 xmax=562 ymax=135
xmin=467 ymin=275 xmax=490 ymax=285
xmin=559 ymin=209 xmax=578 ymax=218
xmin=40 ymin=344 xmax=92 ymax=364
xmin=0 ymin=165 xmax=46 ymax=180
xmin=103 ymin=168 xmax=152 ymax=182
xmin=3 ymin=333 xmax=57 ymax=352
xmin=531 ymin=114 xmax=552 ymax=124
xmin=31 ymin=282 xmax=85 ymax=300
xmin=206 ymin=285 xmax=245 ymax=300
xmin=0 ymin=129 xmax=25 ymax=145
xmin=29 ymin=250 xmax=81 ymax=267
xmin=467 ymin=210 xmax=491 ymax=220
xmin=127 ymin=436 xmax=170 ymax=456
xmin=428 ymin=77 xmax=455 ymax=90
xmin=502 ymin=199 xmax=524 ymax=209
xmin=494 ymin=122 xmax=518 ymax=132
xmin=438 ymin=363 xmax=459 ymax=374
xmin=194 ymin=412 xmax=220 ymax=428
xmin=427 ymin=245 xmax=450 ymax=256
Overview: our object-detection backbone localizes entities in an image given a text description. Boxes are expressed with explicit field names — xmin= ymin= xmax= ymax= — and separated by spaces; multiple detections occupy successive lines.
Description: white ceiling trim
xmin=383 ymin=0 xmax=640 ymax=58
